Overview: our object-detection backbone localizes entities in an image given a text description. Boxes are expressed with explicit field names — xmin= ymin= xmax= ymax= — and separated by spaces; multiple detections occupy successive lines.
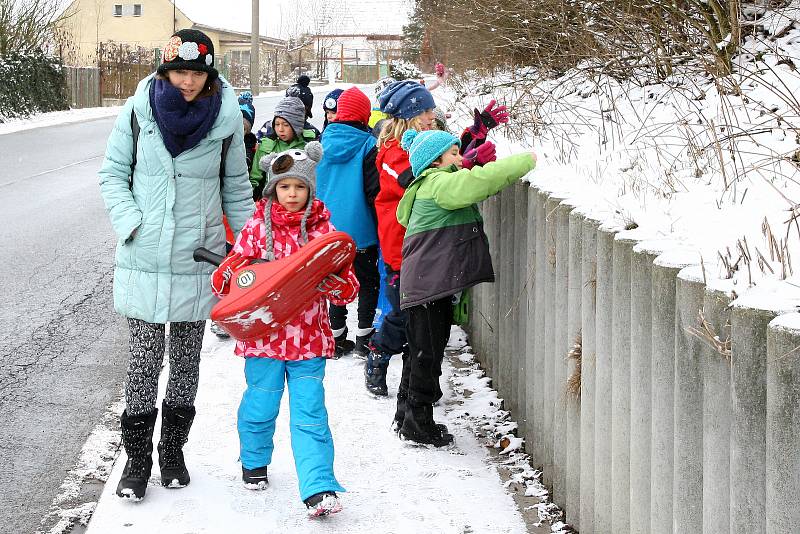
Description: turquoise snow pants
xmin=237 ymin=356 xmax=345 ymax=501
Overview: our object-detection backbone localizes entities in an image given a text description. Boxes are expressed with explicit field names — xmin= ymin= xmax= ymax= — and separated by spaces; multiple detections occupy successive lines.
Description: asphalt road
xmin=0 ymin=115 xmax=129 ymax=533
xmin=0 ymin=85 xmax=333 ymax=533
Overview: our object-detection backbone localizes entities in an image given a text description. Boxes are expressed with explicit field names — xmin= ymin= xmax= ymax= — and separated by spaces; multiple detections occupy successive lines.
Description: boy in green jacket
xmin=395 ymin=128 xmax=537 ymax=447
xmin=250 ymin=96 xmax=318 ymax=199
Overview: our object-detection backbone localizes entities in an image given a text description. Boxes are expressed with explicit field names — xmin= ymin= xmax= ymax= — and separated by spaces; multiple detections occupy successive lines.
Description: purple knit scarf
xmin=149 ymin=77 xmax=222 ymax=158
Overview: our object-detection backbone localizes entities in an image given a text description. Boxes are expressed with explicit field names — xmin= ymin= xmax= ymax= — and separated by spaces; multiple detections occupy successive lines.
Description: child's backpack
xmin=452 ymin=289 xmax=470 ymax=326
xmin=128 ymin=110 xmax=234 ymax=189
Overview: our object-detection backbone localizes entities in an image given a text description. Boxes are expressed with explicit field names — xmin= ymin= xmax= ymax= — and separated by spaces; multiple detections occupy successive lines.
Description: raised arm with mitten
xmin=459 ymin=99 xmax=510 ymax=153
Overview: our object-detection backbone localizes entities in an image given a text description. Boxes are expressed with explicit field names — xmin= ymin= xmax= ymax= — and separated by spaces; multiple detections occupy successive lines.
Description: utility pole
xmin=173 ymin=1 xmax=176 ymax=33
xmin=250 ymin=0 xmax=260 ymax=95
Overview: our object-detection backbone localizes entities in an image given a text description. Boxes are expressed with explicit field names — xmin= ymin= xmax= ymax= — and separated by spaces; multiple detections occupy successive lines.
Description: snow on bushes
xmin=0 ymin=52 xmax=68 ymax=122
xmin=390 ymin=59 xmax=422 ymax=80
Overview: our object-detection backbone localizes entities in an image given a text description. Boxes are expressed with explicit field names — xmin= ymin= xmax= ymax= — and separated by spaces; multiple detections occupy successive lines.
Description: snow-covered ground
xmin=0 ymin=105 xmax=122 ymax=136
xmin=39 ymin=301 xmax=562 ymax=533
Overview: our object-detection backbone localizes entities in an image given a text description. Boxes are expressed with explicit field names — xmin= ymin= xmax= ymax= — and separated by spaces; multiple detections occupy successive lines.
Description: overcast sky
xmin=175 ymin=0 xmax=412 ymax=38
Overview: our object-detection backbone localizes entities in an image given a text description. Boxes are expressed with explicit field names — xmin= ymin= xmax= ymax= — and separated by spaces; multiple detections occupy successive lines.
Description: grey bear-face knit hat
xmin=257 ymin=141 xmax=323 ymax=260
xmin=272 ymin=96 xmax=307 ymax=139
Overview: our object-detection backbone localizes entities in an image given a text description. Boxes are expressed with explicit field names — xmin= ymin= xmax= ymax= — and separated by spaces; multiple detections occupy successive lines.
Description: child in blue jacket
xmin=315 ymin=87 xmax=381 ymax=357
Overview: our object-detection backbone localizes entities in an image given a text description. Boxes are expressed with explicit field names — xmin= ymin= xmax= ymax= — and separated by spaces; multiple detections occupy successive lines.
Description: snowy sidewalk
xmin=84 ymin=317 xmax=536 ymax=533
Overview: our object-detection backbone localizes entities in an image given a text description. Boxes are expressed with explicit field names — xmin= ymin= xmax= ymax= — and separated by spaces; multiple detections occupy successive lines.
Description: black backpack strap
xmin=218 ymin=133 xmax=234 ymax=191
xmin=130 ymin=109 xmax=140 ymax=190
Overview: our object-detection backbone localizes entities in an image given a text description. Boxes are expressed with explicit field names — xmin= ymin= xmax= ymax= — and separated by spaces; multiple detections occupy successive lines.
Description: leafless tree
xmin=0 ymin=0 xmax=74 ymax=56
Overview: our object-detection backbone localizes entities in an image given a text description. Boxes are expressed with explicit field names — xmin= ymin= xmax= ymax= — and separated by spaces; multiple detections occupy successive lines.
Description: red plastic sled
xmin=209 ymin=231 xmax=355 ymax=341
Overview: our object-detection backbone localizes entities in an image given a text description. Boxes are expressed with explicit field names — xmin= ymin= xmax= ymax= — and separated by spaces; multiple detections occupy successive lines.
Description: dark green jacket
xmin=396 ymin=153 xmax=536 ymax=309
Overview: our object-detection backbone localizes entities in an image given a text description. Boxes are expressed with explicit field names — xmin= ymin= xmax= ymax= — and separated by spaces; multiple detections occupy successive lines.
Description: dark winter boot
xmin=399 ymin=403 xmax=454 ymax=447
xmin=304 ymin=491 xmax=343 ymax=517
xmin=209 ymin=321 xmax=230 ymax=338
xmin=157 ymin=402 xmax=195 ymax=488
xmin=242 ymin=465 xmax=269 ymax=490
xmin=333 ymin=328 xmax=355 ymax=358
xmin=116 ymin=409 xmax=157 ymax=500
xmin=392 ymin=393 xmax=407 ymax=432
xmin=393 ymin=394 xmax=448 ymax=434
xmin=364 ymin=351 xmax=390 ymax=396
xmin=353 ymin=329 xmax=375 ymax=359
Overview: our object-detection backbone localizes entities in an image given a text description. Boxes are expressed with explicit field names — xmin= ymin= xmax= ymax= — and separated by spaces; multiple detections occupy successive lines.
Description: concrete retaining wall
xmin=465 ymin=185 xmax=797 ymax=533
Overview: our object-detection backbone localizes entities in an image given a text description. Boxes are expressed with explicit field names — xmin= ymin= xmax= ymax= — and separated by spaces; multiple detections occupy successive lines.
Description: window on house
xmin=112 ymin=4 xmax=122 ymax=16
xmin=133 ymin=4 xmax=142 ymax=16
xmin=231 ymin=50 xmax=250 ymax=65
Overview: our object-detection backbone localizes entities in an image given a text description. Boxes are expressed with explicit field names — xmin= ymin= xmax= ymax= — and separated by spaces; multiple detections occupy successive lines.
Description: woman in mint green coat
xmin=98 ymin=29 xmax=254 ymax=501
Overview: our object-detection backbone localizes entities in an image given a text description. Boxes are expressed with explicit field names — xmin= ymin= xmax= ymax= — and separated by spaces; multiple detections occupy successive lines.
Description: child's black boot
xmin=333 ymin=328 xmax=355 ymax=358
xmin=353 ymin=328 xmax=375 ymax=359
xmin=364 ymin=351 xmax=391 ymax=396
xmin=399 ymin=402 xmax=453 ymax=447
xmin=157 ymin=402 xmax=195 ymax=488
xmin=242 ymin=465 xmax=269 ymax=490
xmin=392 ymin=392 xmax=407 ymax=432
xmin=304 ymin=491 xmax=343 ymax=517
xmin=116 ymin=409 xmax=157 ymax=500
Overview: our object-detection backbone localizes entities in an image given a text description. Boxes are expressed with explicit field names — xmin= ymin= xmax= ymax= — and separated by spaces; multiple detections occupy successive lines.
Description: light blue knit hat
xmin=400 ymin=129 xmax=461 ymax=177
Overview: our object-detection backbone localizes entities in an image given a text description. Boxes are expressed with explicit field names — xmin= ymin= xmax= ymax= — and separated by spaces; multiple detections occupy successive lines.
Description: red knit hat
xmin=334 ymin=87 xmax=371 ymax=125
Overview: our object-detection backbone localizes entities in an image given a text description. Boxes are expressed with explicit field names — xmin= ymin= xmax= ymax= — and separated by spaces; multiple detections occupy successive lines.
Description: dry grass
xmin=585 ymin=261 xmax=598 ymax=307
xmin=686 ymin=308 xmax=732 ymax=360
xmin=565 ymin=331 xmax=583 ymax=401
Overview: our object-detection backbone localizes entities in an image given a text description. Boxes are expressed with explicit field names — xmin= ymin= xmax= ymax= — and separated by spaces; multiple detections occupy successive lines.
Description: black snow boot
xmin=364 ymin=351 xmax=390 ymax=396
xmin=242 ymin=465 xmax=269 ymax=490
xmin=392 ymin=393 xmax=407 ymax=432
xmin=157 ymin=402 xmax=195 ymax=488
xmin=333 ymin=328 xmax=355 ymax=358
xmin=399 ymin=402 xmax=453 ymax=447
xmin=116 ymin=409 xmax=157 ymax=500
xmin=393 ymin=393 xmax=448 ymax=434
xmin=304 ymin=491 xmax=342 ymax=517
xmin=353 ymin=329 xmax=375 ymax=359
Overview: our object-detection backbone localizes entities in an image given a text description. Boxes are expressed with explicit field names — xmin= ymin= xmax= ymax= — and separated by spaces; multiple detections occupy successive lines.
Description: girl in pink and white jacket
xmin=211 ymin=141 xmax=358 ymax=517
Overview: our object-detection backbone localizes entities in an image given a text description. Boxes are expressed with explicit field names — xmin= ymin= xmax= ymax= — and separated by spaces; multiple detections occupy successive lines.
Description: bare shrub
xmin=0 ymin=0 xmax=72 ymax=56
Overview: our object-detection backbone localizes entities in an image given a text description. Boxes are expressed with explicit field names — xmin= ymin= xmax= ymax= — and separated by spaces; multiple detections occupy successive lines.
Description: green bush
xmin=0 ymin=52 xmax=68 ymax=122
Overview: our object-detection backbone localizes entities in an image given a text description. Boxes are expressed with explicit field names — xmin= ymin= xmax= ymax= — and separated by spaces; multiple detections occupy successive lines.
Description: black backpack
xmin=129 ymin=110 xmax=234 ymax=190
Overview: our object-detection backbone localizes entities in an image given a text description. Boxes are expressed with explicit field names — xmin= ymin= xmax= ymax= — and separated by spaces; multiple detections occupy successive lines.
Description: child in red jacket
xmin=370 ymin=82 xmax=508 ymax=405
xmin=369 ymin=81 xmax=437 ymax=404
xmin=211 ymin=141 xmax=358 ymax=517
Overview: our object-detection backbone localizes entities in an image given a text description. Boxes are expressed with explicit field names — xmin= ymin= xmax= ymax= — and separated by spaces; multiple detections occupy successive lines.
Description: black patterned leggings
xmin=125 ymin=318 xmax=205 ymax=416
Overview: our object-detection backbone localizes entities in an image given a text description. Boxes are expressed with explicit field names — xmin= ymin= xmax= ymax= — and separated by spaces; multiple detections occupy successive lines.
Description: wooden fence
xmin=63 ymin=66 xmax=101 ymax=109
xmin=99 ymin=61 xmax=155 ymax=100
